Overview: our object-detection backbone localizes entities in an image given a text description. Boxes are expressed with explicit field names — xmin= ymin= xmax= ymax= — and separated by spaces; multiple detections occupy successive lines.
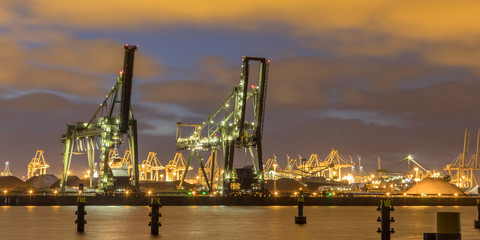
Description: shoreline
xmin=1 ymin=195 xmax=479 ymax=206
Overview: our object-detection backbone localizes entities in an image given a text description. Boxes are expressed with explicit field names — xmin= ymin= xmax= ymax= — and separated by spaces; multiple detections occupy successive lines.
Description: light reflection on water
xmin=0 ymin=206 xmax=478 ymax=240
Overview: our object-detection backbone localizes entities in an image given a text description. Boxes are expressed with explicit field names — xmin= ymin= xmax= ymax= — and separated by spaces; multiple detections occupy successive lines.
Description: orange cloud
xmin=21 ymin=1 xmax=479 ymax=40
xmin=12 ymin=0 xmax=477 ymax=75
xmin=0 ymin=36 xmax=162 ymax=97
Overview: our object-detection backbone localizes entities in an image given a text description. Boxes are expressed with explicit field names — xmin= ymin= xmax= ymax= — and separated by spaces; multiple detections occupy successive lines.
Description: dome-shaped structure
xmin=0 ymin=176 xmax=28 ymax=190
xmin=26 ymin=174 xmax=58 ymax=189
xmin=50 ymin=175 xmax=86 ymax=189
xmin=405 ymin=178 xmax=464 ymax=195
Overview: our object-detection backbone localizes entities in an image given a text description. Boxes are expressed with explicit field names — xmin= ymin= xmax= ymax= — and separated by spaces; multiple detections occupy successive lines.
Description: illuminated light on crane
xmin=60 ymin=45 xmax=140 ymax=193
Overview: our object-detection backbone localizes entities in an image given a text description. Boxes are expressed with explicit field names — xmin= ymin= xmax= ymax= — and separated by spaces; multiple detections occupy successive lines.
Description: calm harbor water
xmin=0 ymin=205 xmax=478 ymax=240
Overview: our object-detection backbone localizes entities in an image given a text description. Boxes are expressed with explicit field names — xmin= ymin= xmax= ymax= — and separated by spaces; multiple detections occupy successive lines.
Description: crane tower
xmin=176 ymin=56 xmax=269 ymax=193
xmin=1 ymin=162 xmax=12 ymax=176
xmin=60 ymin=45 xmax=140 ymax=193
xmin=27 ymin=150 xmax=50 ymax=179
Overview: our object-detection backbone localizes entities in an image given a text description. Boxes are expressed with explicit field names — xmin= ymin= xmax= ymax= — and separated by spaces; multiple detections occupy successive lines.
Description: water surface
xmin=0 ymin=206 xmax=478 ymax=239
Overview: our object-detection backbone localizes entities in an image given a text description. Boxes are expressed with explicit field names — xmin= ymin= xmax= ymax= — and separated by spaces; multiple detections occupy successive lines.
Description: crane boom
xmin=119 ymin=45 xmax=136 ymax=134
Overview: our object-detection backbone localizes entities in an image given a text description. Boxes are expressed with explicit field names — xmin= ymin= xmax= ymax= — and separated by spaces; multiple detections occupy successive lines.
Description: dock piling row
xmin=475 ymin=199 xmax=480 ymax=229
xmin=75 ymin=196 xmax=86 ymax=232
xmin=295 ymin=194 xmax=307 ymax=224
xmin=377 ymin=199 xmax=394 ymax=240
xmin=148 ymin=197 xmax=162 ymax=235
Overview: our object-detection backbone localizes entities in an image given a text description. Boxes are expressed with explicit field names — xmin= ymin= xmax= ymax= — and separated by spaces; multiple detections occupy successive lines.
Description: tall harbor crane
xmin=1 ymin=162 xmax=12 ymax=176
xmin=175 ymin=56 xmax=269 ymax=193
xmin=264 ymin=155 xmax=281 ymax=180
xmin=60 ymin=45 xmax=140 ymax=193
xmin=164 ymin=153 xmax=193 ymax=182
xmin=139 ymin=152 xmax=165 ymax=181
xmin=445 ymin=129 xmax=480 ymax=188
xmin=27 ymin=150 xmax=50 ymax=179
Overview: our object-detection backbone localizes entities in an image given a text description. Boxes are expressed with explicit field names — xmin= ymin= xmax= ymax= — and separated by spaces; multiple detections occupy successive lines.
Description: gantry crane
xmin=264 ymin=155 xmax=281 ymax=180
xmin=445 ymin=129 xmax=480 ymax=188
xmin=321 ymin=149 xmax=354 ymax=180
xmin=139 ymin=152 xmax=165 ymax=181
xmin=1 ymin=162 xmax=12 ymax=176
xmin=276 ymin=155 xmax=301 ymax=178
xmin=27 ymin=150 xmax=49 ymax=179
xmin=175 ymin=56 xmax=269 ymax=193
xmin=164 ymin=153 xmax=193 ymax=182
xmin=60 ymin=45 xmax=140 ymax=193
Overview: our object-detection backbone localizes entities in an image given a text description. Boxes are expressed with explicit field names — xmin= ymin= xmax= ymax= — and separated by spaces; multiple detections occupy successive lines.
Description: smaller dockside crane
xmin=27 ymin=150 xmax=50 ymax=179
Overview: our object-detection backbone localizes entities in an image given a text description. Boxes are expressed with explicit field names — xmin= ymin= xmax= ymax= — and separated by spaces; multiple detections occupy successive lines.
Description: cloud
xmin=0 ymin=36 xmax=163 ymax=99
xmin=140 ymin=118 xmax=177 ymax=136
xmin=317 ymin=110 xmax=409 ymax=128
xmin=19 ymin=1 xmax=480 ymax=41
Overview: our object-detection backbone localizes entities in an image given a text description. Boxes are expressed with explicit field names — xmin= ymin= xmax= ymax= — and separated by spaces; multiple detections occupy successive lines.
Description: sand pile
xmin=26 ymin=174 xmax=59 ymax=190
xmin=50 ymin=175 xmax=87 ymax=189
xmin=0 ymin=176 xmax=28 ymax=190
xmin=405 ymin=178 xmax=464 ymax=195
xmin=265 ymin=178 xmax=309 ymax=193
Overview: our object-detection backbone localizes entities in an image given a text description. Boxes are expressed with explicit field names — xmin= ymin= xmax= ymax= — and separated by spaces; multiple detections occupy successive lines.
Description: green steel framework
xmin=175 ymin=56 xmax=269 ymax=193
xmin=60 ymin=45 xmax=140 ymax=193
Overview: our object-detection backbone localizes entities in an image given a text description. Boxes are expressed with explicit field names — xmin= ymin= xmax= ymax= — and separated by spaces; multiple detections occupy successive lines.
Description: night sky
xmin=1 ymin=1 xmax=480 ymax=180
